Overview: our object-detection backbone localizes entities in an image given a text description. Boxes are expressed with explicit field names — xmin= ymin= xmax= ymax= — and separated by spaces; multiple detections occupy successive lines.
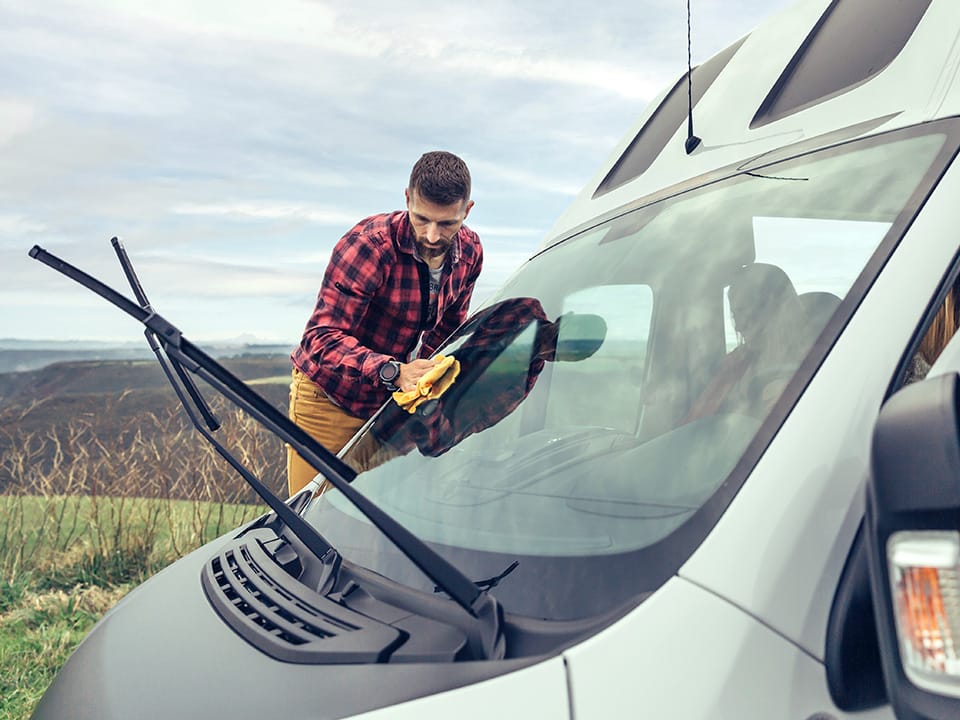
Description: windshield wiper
xmin=29 ymin=242 xmax=505 ymax=660
xmin=436 ymin=561 xmax=519 ymax=594
xmin=113 ymin=237 xmax=343 ymax=590
xmin=111 ymin=237 xmax=221 ymax=432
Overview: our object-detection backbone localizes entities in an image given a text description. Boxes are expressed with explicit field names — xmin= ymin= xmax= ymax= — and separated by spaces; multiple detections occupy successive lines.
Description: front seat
xmin=686 ymin=263 xmax=804 ymax=420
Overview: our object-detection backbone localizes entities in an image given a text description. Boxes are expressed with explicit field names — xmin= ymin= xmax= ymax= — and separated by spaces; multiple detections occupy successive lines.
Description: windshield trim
xmin=326 ymin=119 xmax=960 ymax=625
xmin=540 ymin=117 xmax=960 ymax=255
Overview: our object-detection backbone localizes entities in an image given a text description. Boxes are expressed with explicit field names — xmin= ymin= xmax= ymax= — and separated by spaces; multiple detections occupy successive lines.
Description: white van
xmin=28 ymin=0 xmax=960 ymax=717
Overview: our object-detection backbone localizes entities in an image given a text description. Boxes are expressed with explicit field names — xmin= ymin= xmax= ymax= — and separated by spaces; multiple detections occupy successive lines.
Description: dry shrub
xmin=0 ymin=393 xmax=285 ymax=502
xmin=0 ymin=584 xmax=128 ymax=625
xmin=0 ymin=393 xmax=278 ymax=585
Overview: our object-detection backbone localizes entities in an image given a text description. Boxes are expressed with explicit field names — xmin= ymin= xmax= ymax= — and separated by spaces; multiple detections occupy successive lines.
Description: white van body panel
xmin=348 ymin=656 xmax=570 ymax=720
xmin=563 ymin=576 xmax=892 ymax=719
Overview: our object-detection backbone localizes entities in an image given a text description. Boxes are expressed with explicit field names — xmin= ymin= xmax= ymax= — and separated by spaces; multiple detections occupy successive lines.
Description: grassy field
xmin=0 ymin=494 xmax=263 ymax=720
xmin=0 ymin=357 xmax=289 ymax=719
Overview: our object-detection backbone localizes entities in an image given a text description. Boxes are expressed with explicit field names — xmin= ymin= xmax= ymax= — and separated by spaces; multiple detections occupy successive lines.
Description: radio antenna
xmin=684 ymin=0 xmax=702 ymax=154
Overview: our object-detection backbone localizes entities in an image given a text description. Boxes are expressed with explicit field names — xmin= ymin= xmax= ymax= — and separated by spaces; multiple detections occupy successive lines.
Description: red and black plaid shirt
xmin=291 ymin=210 xmax=483 ymax=418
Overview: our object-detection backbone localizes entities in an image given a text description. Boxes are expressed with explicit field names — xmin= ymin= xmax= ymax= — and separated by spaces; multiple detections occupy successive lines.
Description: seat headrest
xmin=798 ymin=291 xmax=841 ymax=321
xmin=728 ymin=263 xmax=800 ymax=333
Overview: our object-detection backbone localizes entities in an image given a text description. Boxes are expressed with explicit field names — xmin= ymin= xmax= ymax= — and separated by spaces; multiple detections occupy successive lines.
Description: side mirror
xmin=866 ymin=372 xmax=960 ymax=719
xmin=552 ymin=312 xmax=607 ymax=362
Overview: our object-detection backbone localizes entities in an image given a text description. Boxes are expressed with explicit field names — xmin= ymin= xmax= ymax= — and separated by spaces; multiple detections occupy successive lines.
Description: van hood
xmin=30 ymin=539 xmax=534 ymax=720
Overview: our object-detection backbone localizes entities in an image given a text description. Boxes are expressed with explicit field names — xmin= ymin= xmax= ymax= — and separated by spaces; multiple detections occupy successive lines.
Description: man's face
xmin=405 ymin=189 xmax=473 ymax=262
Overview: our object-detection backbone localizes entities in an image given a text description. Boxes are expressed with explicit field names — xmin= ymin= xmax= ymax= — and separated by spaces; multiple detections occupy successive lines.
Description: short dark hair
xmin=408 ymin=151 xmax=471 ymax=206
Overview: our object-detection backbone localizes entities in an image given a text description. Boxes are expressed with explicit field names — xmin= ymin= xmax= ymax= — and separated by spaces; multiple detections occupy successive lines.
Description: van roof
xmin=543 ymin=0 xmax=960 ymax=248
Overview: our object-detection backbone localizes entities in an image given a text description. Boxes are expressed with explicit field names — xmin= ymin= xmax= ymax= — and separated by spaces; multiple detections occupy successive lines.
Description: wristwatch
xmin=378 ymin=359 xmax=401 ymax=392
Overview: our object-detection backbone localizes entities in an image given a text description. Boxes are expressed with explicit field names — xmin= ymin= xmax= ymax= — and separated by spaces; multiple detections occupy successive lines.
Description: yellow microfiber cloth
xmin=392 ymin=354 xmax=461 ymax=413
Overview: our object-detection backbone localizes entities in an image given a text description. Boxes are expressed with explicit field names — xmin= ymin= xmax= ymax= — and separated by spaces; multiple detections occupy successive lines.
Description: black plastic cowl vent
xmin=201 ymin=534 xmax=404 ymax=664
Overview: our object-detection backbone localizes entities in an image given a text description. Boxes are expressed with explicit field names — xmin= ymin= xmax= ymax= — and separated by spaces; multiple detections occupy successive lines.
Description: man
xmin=287 ymin=150 xmax=483 ymax=495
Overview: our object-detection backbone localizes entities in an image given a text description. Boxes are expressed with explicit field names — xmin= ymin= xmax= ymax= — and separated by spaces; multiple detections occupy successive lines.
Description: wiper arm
xmin=112 ymin=237 xmax=221 ymax=432
xmin=29 ymin=243 xmax=505 ymax=660
xmin=435 ymin=561 xmax=519 ymax=594
xmin=107 ymin=237 xmax=339 ymax=577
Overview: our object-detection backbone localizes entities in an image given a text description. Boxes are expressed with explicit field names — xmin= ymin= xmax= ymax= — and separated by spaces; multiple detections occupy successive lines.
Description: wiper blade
xmin=108 ymin=237 xmax=339 ymax=574
xmin=111 ymin=237 xmax=221 ymax=432
xmin=435 ymin=561 xmax=519 ymax=594
xmin=29 ymin=242 xmax=505 ymax=660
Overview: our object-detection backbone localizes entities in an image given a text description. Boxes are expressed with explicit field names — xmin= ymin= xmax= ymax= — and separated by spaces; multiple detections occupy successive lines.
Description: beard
xmin=414 ymin=235 xmax=453 ymax=261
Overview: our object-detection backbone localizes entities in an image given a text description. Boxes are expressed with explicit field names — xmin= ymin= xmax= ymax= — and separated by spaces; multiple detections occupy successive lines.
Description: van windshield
xmin=303 ymin=125 xmax=951 ymax=621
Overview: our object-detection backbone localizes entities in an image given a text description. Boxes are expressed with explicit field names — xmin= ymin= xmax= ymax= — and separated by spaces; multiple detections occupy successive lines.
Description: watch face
xmin=380 ymin=361 xmax=399 ymax=382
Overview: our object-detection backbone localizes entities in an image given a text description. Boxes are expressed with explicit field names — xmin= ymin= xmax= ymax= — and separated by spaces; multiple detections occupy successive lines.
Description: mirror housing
xmin=866 ymin=372 xmax=960 ymax=719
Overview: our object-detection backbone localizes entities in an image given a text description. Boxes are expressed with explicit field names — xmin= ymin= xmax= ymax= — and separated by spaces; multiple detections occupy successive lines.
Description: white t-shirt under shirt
xmin=427 ymin=264 xmax=443 ymax=325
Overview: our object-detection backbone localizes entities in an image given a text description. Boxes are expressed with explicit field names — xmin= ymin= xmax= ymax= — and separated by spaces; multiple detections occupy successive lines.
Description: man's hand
xmin=393 ymin=355 xmax=461 ymax=413
xmin=397 ymin=358 xmax=441 ymax=393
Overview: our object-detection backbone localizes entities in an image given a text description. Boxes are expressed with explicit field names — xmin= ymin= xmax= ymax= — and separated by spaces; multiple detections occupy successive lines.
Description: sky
xmin=0 ymin=0 xmax=795 ymax=345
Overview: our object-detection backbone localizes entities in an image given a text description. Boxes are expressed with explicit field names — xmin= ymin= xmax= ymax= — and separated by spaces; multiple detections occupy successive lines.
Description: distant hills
xmin=0 ymin=354 xmax=292 ymax=497
xmin=0 ymin=338 xmax=294 ymax=374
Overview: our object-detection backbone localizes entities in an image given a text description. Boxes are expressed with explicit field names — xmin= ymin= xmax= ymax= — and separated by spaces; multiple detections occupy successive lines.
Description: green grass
xmin=0 ymin=580 xmax=112 ymax=720
xmin=0 ymin=495 xmax=262 ymax=720
xmin=0 ymin=495 xmax=262 ymax=584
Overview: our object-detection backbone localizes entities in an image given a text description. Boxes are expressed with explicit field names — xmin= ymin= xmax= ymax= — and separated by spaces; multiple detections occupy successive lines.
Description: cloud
xmin=439 ymin=49 xmax=669 ymax=103
xmin=469 ymin=224 xmax=543 ymax=239
xmin=0 ymin=99 xmax=36 ymax=145
xmin=0 ymin=0 xmax=797 ymax=343
xmin=0 ymin=213 xmax=46 ymax=236
xmin=171 ymin=201 xmax=362 ymax=227
xmin=472 ymin=160 xmax=585 ymax=198
xmin=98 ymin=0 xmax=341 ymax=44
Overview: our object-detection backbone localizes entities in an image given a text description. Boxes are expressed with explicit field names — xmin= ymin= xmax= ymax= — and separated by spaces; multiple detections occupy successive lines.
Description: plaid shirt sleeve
xmin=297 ymin=218 xmax=399 ymax=386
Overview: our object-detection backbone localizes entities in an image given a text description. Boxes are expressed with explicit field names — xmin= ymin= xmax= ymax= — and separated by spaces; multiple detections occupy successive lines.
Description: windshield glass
xmin=304 ymin=125 xmax=952 ymax=621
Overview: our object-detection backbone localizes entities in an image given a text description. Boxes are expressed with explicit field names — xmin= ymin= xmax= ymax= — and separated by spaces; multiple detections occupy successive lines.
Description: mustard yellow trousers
xmin=286 ymin=368 xmax=365 ymax=496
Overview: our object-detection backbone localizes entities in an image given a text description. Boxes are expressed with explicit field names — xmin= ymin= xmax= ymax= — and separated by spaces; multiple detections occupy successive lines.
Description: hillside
xmin=0 ymin=355 xmax=290 ymax=407
xmin=0 ymin=341 xmax=293 ymax=374
xmin=0 ymin=356 xmax=293 ymax=499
